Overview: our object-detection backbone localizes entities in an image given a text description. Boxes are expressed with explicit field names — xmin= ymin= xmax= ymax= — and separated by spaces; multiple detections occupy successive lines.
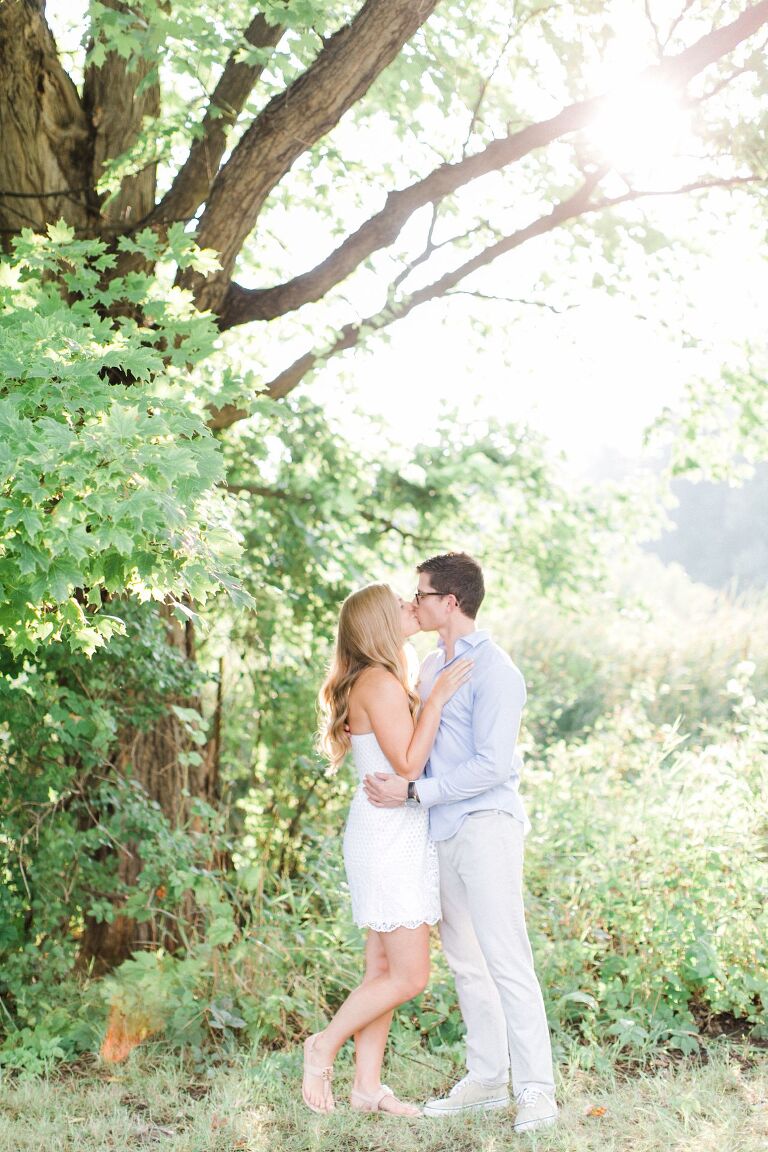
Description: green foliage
xmin=106 ymin=582 xmax=767 ymax=1059
xmin=214 ymin=396 xmax=619 ymax=875
xmin=0 ymin=371 xmax=626 ymax=1068
xmin=0 ymin=223 xmax=246 ymax=655
xmin=0 ymin=763 xmax=234 ymax=1071
xmin=99 ymin=863 xmax=363 ymax=1060
xmin=652 ymin=353 xmax=768 ymax=482
xmin=496 ymin=561 xmax=768 ymax=749
xmin=525 ymin=693 xmax=768 ymax=1056
xmin=3 ymin=0 xmax=765 ymax=1084
xmin=3 ymin=559 xmax=767 ymax=1069
xmin=86 ymin=0 xmax=358 ymax=200
xmin=91 ymin=683 xmax=767 ymax=1066
xmin=0 ymin=600 xmax=213 ymax=1069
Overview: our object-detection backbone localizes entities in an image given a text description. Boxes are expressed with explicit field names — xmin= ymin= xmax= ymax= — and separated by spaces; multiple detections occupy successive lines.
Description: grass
xmin=1 ymin=1042 xmax=766 ymax=1152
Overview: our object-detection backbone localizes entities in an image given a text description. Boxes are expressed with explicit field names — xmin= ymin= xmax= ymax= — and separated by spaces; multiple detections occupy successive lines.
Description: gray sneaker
xmin=423 ymin=1074 xmax=510 ymax=1117
xmin=513 ymin=1087 xmax=558 ymax=1133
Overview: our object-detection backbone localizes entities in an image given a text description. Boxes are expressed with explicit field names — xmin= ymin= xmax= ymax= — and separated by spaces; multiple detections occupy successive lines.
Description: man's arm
xmin=415 ymin=662 xmax=525 ymax=809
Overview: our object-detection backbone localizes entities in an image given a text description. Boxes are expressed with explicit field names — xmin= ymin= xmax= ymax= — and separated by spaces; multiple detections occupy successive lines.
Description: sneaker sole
xmin=513 ymin=1112 xmax=557 ymax=1133
xmin=423 ymin=1097 xmax=510 ymax=1117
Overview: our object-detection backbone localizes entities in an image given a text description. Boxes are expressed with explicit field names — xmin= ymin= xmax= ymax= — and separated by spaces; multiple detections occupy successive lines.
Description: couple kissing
xmin=303 ymin=551 xmax=557 ymax=1133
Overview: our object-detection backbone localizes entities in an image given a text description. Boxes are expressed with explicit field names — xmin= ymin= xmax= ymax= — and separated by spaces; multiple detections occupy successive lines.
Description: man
xmin=363 ymin=551 xmax=557 ymax=1133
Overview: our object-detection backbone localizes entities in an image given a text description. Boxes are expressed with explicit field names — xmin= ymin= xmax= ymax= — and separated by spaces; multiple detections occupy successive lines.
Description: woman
xmin=303 ymin=583 xmax=472 ymax=1116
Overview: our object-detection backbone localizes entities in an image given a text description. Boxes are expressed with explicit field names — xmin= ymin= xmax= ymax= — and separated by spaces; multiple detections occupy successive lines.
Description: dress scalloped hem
xmin=356 ymin=914 xmax=441 ymax=934
xmin=343 ymin=732 xmax=441 ymax=933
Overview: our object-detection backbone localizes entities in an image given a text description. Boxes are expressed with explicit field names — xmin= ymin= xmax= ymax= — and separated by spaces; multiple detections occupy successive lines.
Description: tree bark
xmin=79 ymin=606 xmax=221 ymax=972
xmin=0 ymin=0 xmax=93 ymax=239
xmin=82 ymin=0 xmax=162 ymax=232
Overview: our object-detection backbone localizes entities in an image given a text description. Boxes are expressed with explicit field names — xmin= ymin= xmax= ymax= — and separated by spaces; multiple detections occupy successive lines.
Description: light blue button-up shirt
xmin=415 ymin=629 xmax=529 ymax=842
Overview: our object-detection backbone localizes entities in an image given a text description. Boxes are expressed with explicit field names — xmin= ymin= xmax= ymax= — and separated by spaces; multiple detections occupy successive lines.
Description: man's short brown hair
xmin=417 ymin=552 xmax=485 ymax=619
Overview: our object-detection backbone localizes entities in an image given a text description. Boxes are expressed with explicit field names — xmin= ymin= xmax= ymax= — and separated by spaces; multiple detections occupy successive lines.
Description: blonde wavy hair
xmin=318 ymin=583 xmax=419 ymax=771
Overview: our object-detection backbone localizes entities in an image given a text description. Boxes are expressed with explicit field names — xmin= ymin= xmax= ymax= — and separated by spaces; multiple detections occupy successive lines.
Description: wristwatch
xmin=405 ymin=781 xmax=421 ymax=808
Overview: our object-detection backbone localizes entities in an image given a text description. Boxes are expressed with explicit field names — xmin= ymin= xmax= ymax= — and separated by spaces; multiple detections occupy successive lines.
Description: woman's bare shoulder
xmin=355 ymin=666 xmax=404 ymax=697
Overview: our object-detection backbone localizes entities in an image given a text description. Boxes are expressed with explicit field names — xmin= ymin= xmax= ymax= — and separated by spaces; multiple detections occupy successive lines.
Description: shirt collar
xmin=437 ymin=629 xmax=490 ymax=653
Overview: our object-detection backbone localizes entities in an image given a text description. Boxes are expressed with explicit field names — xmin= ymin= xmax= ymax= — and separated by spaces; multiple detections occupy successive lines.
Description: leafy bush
xmin=0 ymin=602 xmax=223 ymax=1071
xmin=524 ymin=693 xmax=768 ymax=1056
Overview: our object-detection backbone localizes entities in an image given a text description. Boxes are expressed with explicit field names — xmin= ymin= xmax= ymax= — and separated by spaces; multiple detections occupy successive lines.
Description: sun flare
xmin=588 ymin=76 xmax=692 ymax=187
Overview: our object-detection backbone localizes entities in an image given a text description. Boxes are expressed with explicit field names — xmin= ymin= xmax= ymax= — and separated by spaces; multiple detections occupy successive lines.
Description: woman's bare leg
xmin=352 ymin=932 xmax=393 ymax=1095
xmin=302 ymin=924 xmax=430 ymax=1112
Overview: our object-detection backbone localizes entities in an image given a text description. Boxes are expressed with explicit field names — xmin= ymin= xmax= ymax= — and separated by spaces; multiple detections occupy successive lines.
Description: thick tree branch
xmin=699 ymin=31 xmax=768 ymax=102
xmin=207 ymin=170 xmax=763 ymax=425
xmin=146 ymin=11 xmax=285 ymax=229
xmin=218 ymin=0 xmax=768 ymax=330
xmin=189 ymin=0 xmax=440 ymax=312
xmin=209 ymin=171 xmax=606 ymax=424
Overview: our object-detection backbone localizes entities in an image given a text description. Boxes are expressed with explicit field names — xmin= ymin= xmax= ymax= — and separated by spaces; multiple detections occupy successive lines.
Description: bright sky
xmin=291 ymin=52 xmax=768 ymax=472
xmin=309 ymin=206 xmax=767 ymax=473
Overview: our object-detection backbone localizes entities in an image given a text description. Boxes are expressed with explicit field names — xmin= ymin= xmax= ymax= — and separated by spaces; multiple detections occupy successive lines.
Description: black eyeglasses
xmin=414 ymin=590 xmax=448 ymax=604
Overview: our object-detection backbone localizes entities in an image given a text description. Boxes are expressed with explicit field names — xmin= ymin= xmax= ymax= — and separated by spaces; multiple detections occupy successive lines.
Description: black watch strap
xmin=407 ymin=781 xmax=420 ymax=803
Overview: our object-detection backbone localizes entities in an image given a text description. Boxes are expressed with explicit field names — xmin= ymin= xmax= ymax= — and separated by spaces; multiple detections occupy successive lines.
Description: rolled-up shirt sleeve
xmin=416 ymin=662 xmax=526 ymax=809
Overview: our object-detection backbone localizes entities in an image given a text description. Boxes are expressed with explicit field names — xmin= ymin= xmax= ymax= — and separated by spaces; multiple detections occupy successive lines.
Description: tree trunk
xmin=79 ymin=608 xmax=223 ymax=972
xmin=82 ymin=44 xmax=160 ymax=232
xmin=0 ymin=0 xmax=93 ymax=239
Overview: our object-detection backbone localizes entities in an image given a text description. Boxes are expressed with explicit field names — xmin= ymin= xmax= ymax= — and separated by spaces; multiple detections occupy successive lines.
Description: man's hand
xmin=363 ymin=772 xmax=409 ymax=807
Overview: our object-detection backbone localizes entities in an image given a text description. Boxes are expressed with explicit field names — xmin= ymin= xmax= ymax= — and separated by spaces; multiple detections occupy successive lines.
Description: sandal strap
xmin=376 ymin=1086 xmax=422 ymax=1115
xmin=373 ymin=1085 xmax=394 ymax=1109
xmin=303 ymin=1035 xmax=334 ymax=1083
xmin=305 ymin=1062 xmax=334 ymax=1081
xmin=351 ymin=1084 xmax=394 ymax=1110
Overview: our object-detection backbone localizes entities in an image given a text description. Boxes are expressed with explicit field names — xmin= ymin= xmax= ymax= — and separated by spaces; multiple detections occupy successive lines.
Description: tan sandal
xmin=302 ymin=1033 xmax=335 ymax=1114
xmin=350 ymin=1084 xmax=422 ymax=1117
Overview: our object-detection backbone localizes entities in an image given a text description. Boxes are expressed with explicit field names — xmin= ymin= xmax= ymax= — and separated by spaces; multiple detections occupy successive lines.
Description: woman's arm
xmin=356 ymin=662 xmax=472 ymax=781
xmin=412 ymin=661 xmax=525 ymax=807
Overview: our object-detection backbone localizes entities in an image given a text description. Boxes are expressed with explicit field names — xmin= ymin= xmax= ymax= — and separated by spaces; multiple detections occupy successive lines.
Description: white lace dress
xmin=342 ymin=732 xmax=441 ymax=933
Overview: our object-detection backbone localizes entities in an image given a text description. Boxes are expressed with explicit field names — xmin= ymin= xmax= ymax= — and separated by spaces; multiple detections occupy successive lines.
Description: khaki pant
xmin=437 ymin=810 xmax=555 ymax=1093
